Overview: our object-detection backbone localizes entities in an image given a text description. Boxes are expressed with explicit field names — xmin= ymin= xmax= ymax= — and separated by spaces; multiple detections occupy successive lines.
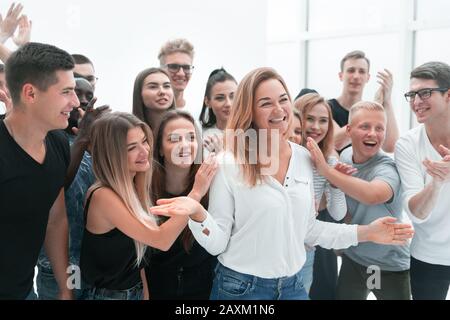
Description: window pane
xmin=308 ymin=0 xmax=402 ymax=33
xmin=307 ymin=33 xmax=410 ymax=133
xmin=267 ymin=42 xmax=302 ymax=97
xmin=267 ymin=0 xmax=302 ymax=41
xmin=417 ymin=0 xmax=450 ymax=22
xmin=415 ymin=28 xmax=450 ymax=66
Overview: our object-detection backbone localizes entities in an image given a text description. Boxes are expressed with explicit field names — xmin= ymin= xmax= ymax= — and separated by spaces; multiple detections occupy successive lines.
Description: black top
xmin=329 ymin=98 xmax=349 ymax=128
xmin=146 ymin=190 xmax=215 ymax=299
xmin=0 ymin=121 xmax=69 ymax=299
xmin=328 ymin=98 xmax=351 ymax=153
xmin=80 ymin=188 xmax=144 ymax=290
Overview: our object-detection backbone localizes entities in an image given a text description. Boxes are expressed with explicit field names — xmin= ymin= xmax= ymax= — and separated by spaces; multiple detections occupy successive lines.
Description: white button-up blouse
xmin=189 ymin=142 xmax=358 ymax=278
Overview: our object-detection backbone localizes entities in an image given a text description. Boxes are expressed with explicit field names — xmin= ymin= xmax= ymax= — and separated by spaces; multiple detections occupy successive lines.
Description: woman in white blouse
xmin=150 ymin=67 xmax=414 ymax=300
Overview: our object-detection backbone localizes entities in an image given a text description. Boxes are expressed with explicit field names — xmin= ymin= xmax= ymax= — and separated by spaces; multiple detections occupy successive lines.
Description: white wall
xmin=0 ymin=0 xmax=267 ymax=118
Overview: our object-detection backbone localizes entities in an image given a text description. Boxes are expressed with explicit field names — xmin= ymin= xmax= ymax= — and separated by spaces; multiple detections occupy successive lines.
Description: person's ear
xmin=204 ymin=96 xmax=210 ymax=108
xmin=22 ymin=84 xmax=36 ymax=103
xmin=346 ymin=124 xmax=351 ymax=137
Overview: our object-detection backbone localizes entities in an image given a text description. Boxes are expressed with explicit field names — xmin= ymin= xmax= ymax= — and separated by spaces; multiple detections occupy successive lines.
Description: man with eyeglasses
xmin=395 ymin=61 xmax=450 ymax=300
xmin=158 ymin=38 xmax=195 ymax=109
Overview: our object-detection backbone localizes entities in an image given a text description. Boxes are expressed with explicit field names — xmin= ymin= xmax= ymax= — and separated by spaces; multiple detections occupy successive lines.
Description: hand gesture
xmin=375 ymin=69 xmax=393 ymax=106
xmin=150 ymin=196 xmax=204 ymax=218
xmin=334 ymin=162 xmax=358 ymax=176
xmin=366 ymin=217 xmax=414 ymax=245
xmin=306 ymin=137 xmax=328 ymax=175
xmin=423 ymin=145 xmax=450 ymax=185
xmin=203 ymin=133 xmax=223 ymax=153
xmin=73 ymin=97 xmax=111 ymax=148
xmin=190 ymin=153 xmax=219 ymax=200
xmin=0 ymin=3 xmax=23 ymax=43
xmin=12 ymin=14 xmax=31 ymax=46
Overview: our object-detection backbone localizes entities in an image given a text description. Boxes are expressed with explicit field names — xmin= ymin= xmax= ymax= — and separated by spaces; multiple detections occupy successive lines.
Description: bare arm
xmin=408 ymin=148 xmax=450 ymax=219
xmin=407 ymin=179 xmax=444 ymax=220
xmin=140 ymin=269 xmax=149 ymax=300
xmin=0 ymin=42 xmax=12 ymax=62
xmin=44 ymin=188 xmax=73 ymax=300
xmin=90 ymin=188 xmax=188 ymax=251
xmin=375 ymin=69 xmax=399 ymax=153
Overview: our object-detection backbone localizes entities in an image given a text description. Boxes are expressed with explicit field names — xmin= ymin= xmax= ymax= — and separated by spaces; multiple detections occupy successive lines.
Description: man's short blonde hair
xmin=158 ymin=38 xmax=195 ymax=65
xmin=348 ymin=101 xmax=385 ymax=124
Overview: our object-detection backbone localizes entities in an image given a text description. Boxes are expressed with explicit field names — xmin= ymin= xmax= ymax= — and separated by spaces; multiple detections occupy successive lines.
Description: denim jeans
xmin=25 ymin=289 xmax=37 ymax=300
xmin=210 ymin=263 xmax=309 ymax=300
xmin=85 ymin=282 xmax=144 ymax=300
xmin=299 ymin=249 xmax=315 ymax=294
xmin=37 ymin=265 xmax=88 ymax=300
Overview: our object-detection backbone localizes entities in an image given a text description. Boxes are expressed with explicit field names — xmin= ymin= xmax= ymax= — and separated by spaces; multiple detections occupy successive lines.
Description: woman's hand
xmin=189 ymin=153 xmax=218 ymax=201
xmin=358 ymin=217 xmax=414 ymax=245
xmin=150 ymin=196 xmax=206 ymax=223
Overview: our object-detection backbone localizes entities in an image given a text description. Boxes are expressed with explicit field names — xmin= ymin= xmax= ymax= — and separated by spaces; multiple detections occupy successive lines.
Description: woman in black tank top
xmin=79 ymin=112 xmax=201 ymax=300
xmin=147 ymin=110 xmax=218 ymax=299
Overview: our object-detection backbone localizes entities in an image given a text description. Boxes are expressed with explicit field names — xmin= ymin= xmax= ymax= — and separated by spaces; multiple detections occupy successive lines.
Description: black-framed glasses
xmin=404 ymin=87 xmax=448 ymax=102
xmin=164 ymin=64 xmax=194 ymax=75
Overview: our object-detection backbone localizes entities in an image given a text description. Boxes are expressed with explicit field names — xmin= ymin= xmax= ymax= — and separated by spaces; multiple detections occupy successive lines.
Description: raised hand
xmin=365 ymin=216 xmax=414 ymax=245
xmin=203 ymin=133 xmax=223 ymax=153
xmin=12 ymin=14 xmax=31 ymax=46
xmin=189 ymin=153 xmax=219 ymax=201
xmin=306 ymin=137 xmax=328 ymax=175
xmin=375 ymin=69 xmax=393 ymax=106
xmin=0 ymin=3 xmax=23 ymax=43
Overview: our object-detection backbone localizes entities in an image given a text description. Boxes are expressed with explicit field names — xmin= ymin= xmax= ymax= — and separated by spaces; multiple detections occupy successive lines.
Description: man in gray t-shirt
xmin=307 ymin=101 xmax=411 ymax=300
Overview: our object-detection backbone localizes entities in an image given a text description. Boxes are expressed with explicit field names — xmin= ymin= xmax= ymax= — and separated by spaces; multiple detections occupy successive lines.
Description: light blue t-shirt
xmin=340 ymin=147 xmax=410 ymax=272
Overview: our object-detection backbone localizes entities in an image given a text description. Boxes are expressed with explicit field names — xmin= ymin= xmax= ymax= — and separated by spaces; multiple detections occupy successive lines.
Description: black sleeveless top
xmin=79 ymin=188 xmax=146 ymax=290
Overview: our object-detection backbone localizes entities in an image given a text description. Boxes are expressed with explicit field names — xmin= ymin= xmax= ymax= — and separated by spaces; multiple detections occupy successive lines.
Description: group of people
xmin=0 ymin=3 xmax=449 ymax=301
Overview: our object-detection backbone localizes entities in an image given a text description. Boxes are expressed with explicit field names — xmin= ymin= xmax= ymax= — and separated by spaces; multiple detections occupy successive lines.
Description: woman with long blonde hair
xmin=150 ymin=68 xmax=414 ymax=300
xmin=79 ymin=112 xmax=192 ymax=300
